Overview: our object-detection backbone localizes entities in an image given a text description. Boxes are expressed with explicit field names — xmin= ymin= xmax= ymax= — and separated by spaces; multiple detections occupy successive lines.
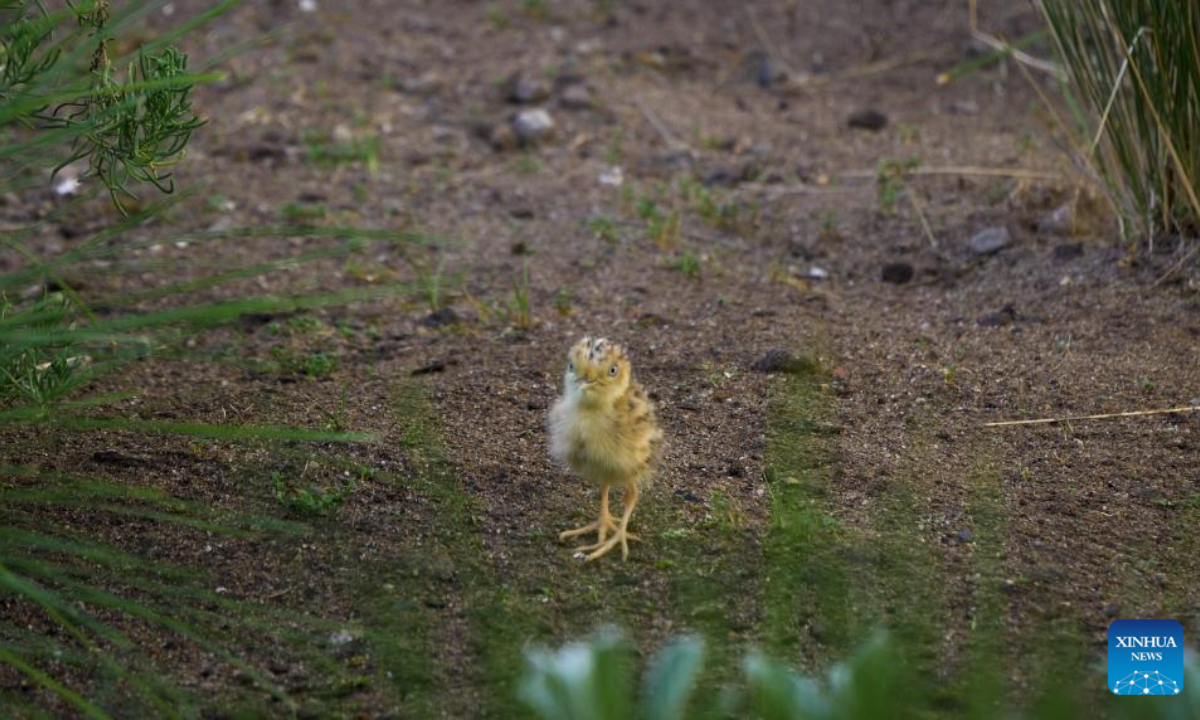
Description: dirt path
xmin=3 ymin=0 xmax=1199 ymax=716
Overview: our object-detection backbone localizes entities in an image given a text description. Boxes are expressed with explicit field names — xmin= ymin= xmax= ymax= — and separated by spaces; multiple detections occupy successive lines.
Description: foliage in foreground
xmin=0 ymin=2 xmax=427 ymax=714
xmin=1 ymin=0 xmax=225 ymax=211
xmin=1039 ymin=0 xmax=1200 ymax=247
xmin=520 ymin=628 xmax=1200 ymax=720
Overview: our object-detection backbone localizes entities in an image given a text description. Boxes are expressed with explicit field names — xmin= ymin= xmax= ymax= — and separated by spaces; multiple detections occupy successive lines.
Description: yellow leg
xmin=559 ymin=485 xmax=617 ymax=542
xmin=583 ymin=483 xmax=640 ymax=561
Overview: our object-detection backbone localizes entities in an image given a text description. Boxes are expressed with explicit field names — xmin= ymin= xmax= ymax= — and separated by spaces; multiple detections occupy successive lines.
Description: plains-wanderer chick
xmin=549 ymin=336 xmax=663 ymax=561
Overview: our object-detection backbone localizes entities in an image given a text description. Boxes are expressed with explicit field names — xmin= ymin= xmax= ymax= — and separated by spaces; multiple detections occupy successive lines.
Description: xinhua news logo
xmin=1109 ymin=619 xmax=1184 ymax=696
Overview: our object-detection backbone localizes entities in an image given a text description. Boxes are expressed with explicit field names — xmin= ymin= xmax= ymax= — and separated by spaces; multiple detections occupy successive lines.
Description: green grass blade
xmin=0 ymin=646 xmax=113 ymax=720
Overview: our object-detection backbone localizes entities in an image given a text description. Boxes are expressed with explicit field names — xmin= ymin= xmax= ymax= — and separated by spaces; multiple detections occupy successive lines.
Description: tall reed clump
xmin=1037 ymin=1 xmax=1200 ymax=249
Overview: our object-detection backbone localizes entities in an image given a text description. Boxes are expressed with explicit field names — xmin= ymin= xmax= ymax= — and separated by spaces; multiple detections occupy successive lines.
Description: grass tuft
xmin=1038 ymin=1 xmax=1200 ymax=247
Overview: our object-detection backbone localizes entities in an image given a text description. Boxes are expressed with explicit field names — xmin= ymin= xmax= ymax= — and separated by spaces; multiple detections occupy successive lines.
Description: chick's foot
xmin=580 ymin=527 xmax=640 ymax=562
xmin=559 ymin=514 xmax=618 ymax=543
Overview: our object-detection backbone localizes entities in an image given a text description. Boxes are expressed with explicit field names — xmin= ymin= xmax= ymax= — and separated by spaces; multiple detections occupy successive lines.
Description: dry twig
xmin=747 ymin=5 xmax=801 ymax=83
xmin=631 ymin=97 xmax=692 ymax=154
xmin=905 ymin=186 xmax=938 ymax=250
xmin=841 ymin=165 xmax=1061 ymax=182
xmin=967 ymin=0 xmax=1062 ymax=80
xmin=737 ymin=182 xmax=870 ymax=198
xmin=984 ymin=405 xmax=1200 ymax=427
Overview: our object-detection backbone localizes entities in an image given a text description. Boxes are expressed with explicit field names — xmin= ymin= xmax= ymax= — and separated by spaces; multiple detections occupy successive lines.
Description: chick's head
xmin=565 ymin=336 xmax=631 ymax=403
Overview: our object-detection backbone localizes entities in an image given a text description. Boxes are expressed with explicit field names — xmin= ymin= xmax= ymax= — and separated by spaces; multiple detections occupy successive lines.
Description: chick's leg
xmin=559 ymin=485 xmax=617 ymax=542
xmin=584 ymin=483 xmax=640 ymax=562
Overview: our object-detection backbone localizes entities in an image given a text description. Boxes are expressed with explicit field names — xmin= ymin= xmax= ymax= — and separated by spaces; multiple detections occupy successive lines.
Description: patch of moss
xmin=760 ymin=361 xmax=858 ymax=665
xmin=953 ymin=455 xmax=1010 ymax=717
xmin=378 ymin=381 xmax=547 ymax=716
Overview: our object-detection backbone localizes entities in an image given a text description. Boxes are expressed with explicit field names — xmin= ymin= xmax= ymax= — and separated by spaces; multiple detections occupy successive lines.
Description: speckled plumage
xmin=548 ymin=336 xmax=662 ymax=561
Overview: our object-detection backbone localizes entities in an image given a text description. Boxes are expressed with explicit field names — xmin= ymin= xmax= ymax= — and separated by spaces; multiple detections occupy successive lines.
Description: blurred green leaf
xmin=744 ymin=652 xmax=827 ymax=720
xmin=642 ymin=635 xmax=705 ymax=720
xmin=520 ymin=627 xmax=632 ymax=720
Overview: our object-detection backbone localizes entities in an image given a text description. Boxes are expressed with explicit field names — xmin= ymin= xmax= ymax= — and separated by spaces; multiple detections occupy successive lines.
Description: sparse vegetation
xmin=705 ymin=489 xmax=744 ymax=533
xmin=675 ymin=250 xmax=701 ymax=279
xmin=679 ymin=178 xmax=754 ymax=232
xmin=636 ymin=198 xmax=681 ymax=249
xmin=553 ymin=286 xmax=572 ymax=316
xmin=484 ymin=3 xmax=510 ymax=30
xmin=271 ymin=470 xmax=355 ymax=517
xmin=281 ymin=200 xmax=327 ymax=223
xmin=875 ymin=157 xmax=920 ymax=216
xmin=940 ymin=362 xmax=958 ymax=387
xmin=585 ymin=214 xmax=621 ymax=243
xmin=521 ymin=0 xmax=550 ymax=20
xmin=818 ymin=211 xmax=841 ymax=241
xmin=271 ymin=346 xmax=337 ymax=378
xmin=410 ymin=255 xmax=451 ymax=312
xmin=509 ymin=261 xmax=533 ymax=328
xmin=304 ymin=130 xmax=381 ymax=173
xmin=605 ymin=128 xmax=625 ymax=165
xmin=514 ymin=153 xmax=541 ymax=175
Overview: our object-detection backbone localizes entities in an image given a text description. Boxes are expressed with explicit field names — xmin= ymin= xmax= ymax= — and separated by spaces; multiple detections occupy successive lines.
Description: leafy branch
xmin=2 ymin=0 xmax=210 ymax=213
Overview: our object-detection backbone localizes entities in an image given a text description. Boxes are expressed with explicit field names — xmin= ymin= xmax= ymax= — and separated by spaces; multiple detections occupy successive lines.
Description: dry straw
xmin=985 ymin=405 xmax=1200 ymax=427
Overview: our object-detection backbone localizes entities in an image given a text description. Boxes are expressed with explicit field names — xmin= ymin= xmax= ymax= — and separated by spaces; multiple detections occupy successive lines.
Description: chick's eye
xmin=609 ymin=364 xmax=619 ymax=377
xmin=567 ymin=362 xmax=574 ymax=373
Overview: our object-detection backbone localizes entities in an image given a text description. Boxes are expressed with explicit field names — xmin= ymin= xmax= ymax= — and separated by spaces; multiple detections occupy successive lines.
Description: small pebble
xmin=1038 ymin=203 xmax=1074 ymax=235
xmin=749 ymin=51 xmax=777 ymax=88
xmin=1054 ymin=242 xmax=1084 ymax=260
xmin=411 ymin=360 xmax=448 ymax=376
xmin=54 ymin=176 xmax=81 ymax=196
xmin=598 ymin=166 xmax=624 ymax=187
xmin=881 ymin=262 xmax=914 ymax=284
xmin=508 ymin=73 xmax=551 ymax=104
xmin=420 ymin=307 xmax=459 ymax=328
xmin=847 ymin=109 xmax=888 ymax=131
xmin=513 ymin=109 xmax=555 ymax=144
xmin=968 ymin=226 xmax=1011 ymax=255
xmin=752 ymin=350 xmax=817 ymax=375
xmin=950 ymin=99 xmax=979 ymax=115
xmin=558 ymin=83 xmax=593 ymax=110
xmin=978 ymin=303 xmax=1018 ymax=327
